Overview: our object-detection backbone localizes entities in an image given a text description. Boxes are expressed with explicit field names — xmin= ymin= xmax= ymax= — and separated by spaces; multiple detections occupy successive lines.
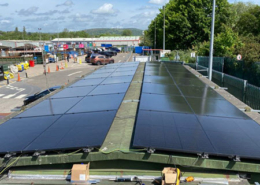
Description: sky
xmin=0 ymin=0 xmax=258 ymax=32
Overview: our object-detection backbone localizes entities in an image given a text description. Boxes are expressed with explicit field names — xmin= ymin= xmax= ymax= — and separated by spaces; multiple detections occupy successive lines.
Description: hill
xmin=84 ymin=28 xmax=143 ymax=36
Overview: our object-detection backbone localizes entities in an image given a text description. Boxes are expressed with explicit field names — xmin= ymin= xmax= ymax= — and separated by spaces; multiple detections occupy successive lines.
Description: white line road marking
xmin=0 ymin=94 xmax=4 ymax=97
xmin=3 ymin=94 xmax=16 ymax=99
xmin=15 ymin=94 xmax=27 ymax=99
xmin=68 ymin=71 xmax=82 ymax=77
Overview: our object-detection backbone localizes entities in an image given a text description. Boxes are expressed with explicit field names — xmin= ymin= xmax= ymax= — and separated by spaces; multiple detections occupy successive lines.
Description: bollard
xmin=7 ymin=79 xmax=9 ymax=85
xmin=25 ymin=72 xmax=28 ymax=78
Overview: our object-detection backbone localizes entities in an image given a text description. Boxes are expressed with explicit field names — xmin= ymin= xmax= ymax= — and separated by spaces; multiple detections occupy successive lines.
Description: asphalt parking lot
xmin=0 ymin=53 xmax=132 ymax=115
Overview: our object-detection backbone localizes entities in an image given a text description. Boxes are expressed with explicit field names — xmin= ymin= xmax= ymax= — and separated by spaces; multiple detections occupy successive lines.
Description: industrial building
xmin=51 ymin=36 xmax=141 ymax=48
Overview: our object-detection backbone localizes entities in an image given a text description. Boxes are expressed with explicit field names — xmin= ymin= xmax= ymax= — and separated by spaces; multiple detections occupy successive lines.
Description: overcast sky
xmin=0 ymin=0 xmax=258 ymax=32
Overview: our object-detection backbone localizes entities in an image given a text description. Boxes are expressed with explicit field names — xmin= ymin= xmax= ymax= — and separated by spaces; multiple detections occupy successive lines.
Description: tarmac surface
xmin=0 ymin=53 xmax=131 ymax=115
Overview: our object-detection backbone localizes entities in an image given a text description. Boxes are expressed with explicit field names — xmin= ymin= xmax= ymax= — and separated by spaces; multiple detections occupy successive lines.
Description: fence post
xmin=243 ymin=80 xmax=247 ymax=103
xmin=222 ymin=73 xmax=224 ymax=87
xmin=196 ymin=56 xmax=198 ymax=70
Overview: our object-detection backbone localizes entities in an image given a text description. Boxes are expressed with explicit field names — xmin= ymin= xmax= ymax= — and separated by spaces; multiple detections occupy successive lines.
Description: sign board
xmin=160 ymin=50 xmax=171 ymax=58
xmin=0 ymin=43 xmax=2 ymax=46
xmin=79 ymin=44 xmax=84 ymax=48
xmin=63 ymin=44 xmax=68 ymax=50
xmin=44 ymin=45 xmax=49 ymax=52
xmin=237 ymin=54 xmax=242 ymax=61
xmin=191 ymin=52 xmax=196 ymax=58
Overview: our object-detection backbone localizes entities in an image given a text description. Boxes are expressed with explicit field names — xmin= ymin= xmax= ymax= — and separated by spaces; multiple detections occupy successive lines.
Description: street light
xmin=163 ymin=6 xmax=165 ymax=51
xmin=38 ymin=28 xmax=42 ymax=41
xmin=154 ymin=20 xmax=156 ymax=49
xmin=208 ymin=0 xmax=216 ymax=81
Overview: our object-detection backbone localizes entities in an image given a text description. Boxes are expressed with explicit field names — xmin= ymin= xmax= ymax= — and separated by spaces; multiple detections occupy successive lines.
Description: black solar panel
xmin=24 ymin=111 xmax=117 ymax=152
xmin=52 ymin=86 xmax=97 ymax=99
xmin=17 ymin=98 xmax=82 ymax=118
xmin=133 ymin=62 xmax=260 ymax=160
xmin=0 ymin=116 xmax=60 ymax=153
xmin=68 ymin=93 xmax=125 ymax=114
xmin=89 ymin=83 xmax=130 ymax=95
xmin=70 ymin=78 xmax=106 ymax=87
xmin=0 ymin=62 xmax=139 ymax=154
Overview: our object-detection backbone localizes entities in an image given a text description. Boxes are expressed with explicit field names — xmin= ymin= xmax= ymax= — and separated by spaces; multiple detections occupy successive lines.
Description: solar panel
xmin=110 ymin=71 xmax=136 ymax=77
xmin=17 ymin=98 xmax=82 ymax=118
xmin=143 ymin=76 xmax=175 ymax=84
xmin=68 ymin=93 xmax=125 ymax=114
xmin=24 ymin=111 xmax=117 ymax=152
xmin=142 ymin=83 xmax=180 ymax=95
xmin=52 ymin=86 xmax=97 ymax=99
xmin=0 ymin=62 xmax=139 ymax=154
xmin=140 ymin=93 xmax=192 ymax=114
xmin=89 ymin=83 xmax=130 ymax=95
xmin=0 ymin=116 xmax=60 ymax=153
xmin=133 ymin=62 xmax=260 ymax=160
xmin=101 ymin=76 xmax=134 ymax=85
xmin=84 ymin=73 xmax=111 ymax=79
xmin=70 ymin=78 xmax=106 ymax=87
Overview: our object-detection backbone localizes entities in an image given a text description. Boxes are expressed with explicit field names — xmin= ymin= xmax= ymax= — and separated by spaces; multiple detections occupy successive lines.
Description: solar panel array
xmin=133 ymin=62 xmax=260 ymax=160
xmin=0 ymin=62 xmax=139 ymax=154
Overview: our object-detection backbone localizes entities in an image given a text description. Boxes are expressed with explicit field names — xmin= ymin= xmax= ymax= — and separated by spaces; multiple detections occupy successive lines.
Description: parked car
xmin=23 ymin=86 xmax=61 ymax=106
xmin=90 ymin=55 xmax=114 ymax=65
xmin=106 ymin=47 xmax=120 ymax=53
xmin=99 ymin=50 xmax=117 ymax=56
xmin=85 ymin=52 xmax=92 ymax=63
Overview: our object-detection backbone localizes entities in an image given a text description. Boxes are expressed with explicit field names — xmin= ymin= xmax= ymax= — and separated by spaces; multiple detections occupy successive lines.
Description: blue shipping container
xmin=101 ymin=44 xmax=112 ymax=48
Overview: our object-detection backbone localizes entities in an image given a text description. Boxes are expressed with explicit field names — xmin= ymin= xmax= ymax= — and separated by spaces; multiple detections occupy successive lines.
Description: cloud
xmin=149 ymin=0 xmax=169 ymax=5
xmin=91 ymin=3 xmax=118 ymax=15
xmin=56 ymin=0 xmax=74 ymax=7
xmin=138 ymin=5 xmax=159 ymax=10
xmin=70 ymin=13 xmax=93 ymax=22
xmin=22 ymin=17 xmax=50 ymax=22
xmin=0 ymin=3 xmax=8 ymax=6
xmin=17 ymin=7 xmax=39 ymax=16
xmin=0 ymin=20 xmax=10 ymax=24
xmin=35 ymin=10 xmax=59 ymax=16
xmin=131 ymin=11 xmax=158 ymax=19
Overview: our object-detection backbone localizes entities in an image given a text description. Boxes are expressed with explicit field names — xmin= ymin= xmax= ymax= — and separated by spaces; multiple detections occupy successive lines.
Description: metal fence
xmin=197 ymin=56 xmax=260 ymax=87
xmin=194 ymin=64 xmax=260 ymax=110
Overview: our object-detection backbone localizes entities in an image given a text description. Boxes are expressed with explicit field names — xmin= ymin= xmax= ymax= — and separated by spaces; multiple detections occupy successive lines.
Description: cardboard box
xmin=71 ymin=163 xmax=90 ymax=182
xmin=162 ymin=167 xmax=178 ymax=185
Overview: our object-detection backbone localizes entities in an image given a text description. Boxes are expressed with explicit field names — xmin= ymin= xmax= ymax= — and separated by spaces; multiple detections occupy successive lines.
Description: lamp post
xmin=38 ymin=28 xmax=42 ymax=41
xmin=208 ymin=0 xmax=216 ymax=81
xmin=163 ymin=6 xmax=165 ymax=51
xmin=154 ymin=20 xmax=156 ymax=50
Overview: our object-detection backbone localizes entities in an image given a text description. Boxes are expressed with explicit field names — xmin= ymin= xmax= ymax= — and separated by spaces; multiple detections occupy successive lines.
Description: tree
xmin=146 ymin=0 xmax=232 ymax=50
xmin=15 ymin=27 xmax=19 ymax=33
xmin=122 ymin=29 xmax=132 ymax=36
xmin=236 ymin=6 xmax=260 ymax=36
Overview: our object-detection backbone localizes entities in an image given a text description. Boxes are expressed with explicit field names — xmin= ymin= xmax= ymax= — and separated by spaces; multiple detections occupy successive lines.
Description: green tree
xmin=236 ymin=6 xmax=260 ymax=36
xmin=122 ymin=29 xmax=132 ymax=36
xmin=15 ymin=27 xmax=19 ymax=33
xmin=146 ymin=0 xmax=232 ymax=50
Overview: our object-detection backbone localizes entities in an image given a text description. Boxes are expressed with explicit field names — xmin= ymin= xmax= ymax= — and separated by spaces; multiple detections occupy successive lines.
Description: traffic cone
xmin=17 ymin=73 xmax=21 ymax=82
xmin=65 ymin=62 xmax=68 ymax=68
xmin=56 ymin=65 xmax=59 ymax=71
xmin=48 ymin=66 xmax=51 ymax=73
xmin=60 ymin=62 xmax=64 ymax=70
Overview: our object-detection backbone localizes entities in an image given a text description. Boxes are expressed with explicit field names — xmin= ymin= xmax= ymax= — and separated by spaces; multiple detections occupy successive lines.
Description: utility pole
xmin=38 ymin=28 xmax=42 ymax=41
xmin=163 ymin=6 xmax=165 ymax=51
xmin=208 ymin=0 xmax=216 ymax=81
xmin=154 ymin=20 xmax=156 ymax=49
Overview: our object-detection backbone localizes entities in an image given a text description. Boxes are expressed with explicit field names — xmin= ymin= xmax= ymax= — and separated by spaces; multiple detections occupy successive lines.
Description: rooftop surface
xmin=0 ymin=61 xmax=259 ymax=183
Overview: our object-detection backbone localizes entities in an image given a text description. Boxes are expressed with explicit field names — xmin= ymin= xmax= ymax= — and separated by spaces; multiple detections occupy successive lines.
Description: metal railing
xmin=193 ymin=64 xmax=260 ymax=109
